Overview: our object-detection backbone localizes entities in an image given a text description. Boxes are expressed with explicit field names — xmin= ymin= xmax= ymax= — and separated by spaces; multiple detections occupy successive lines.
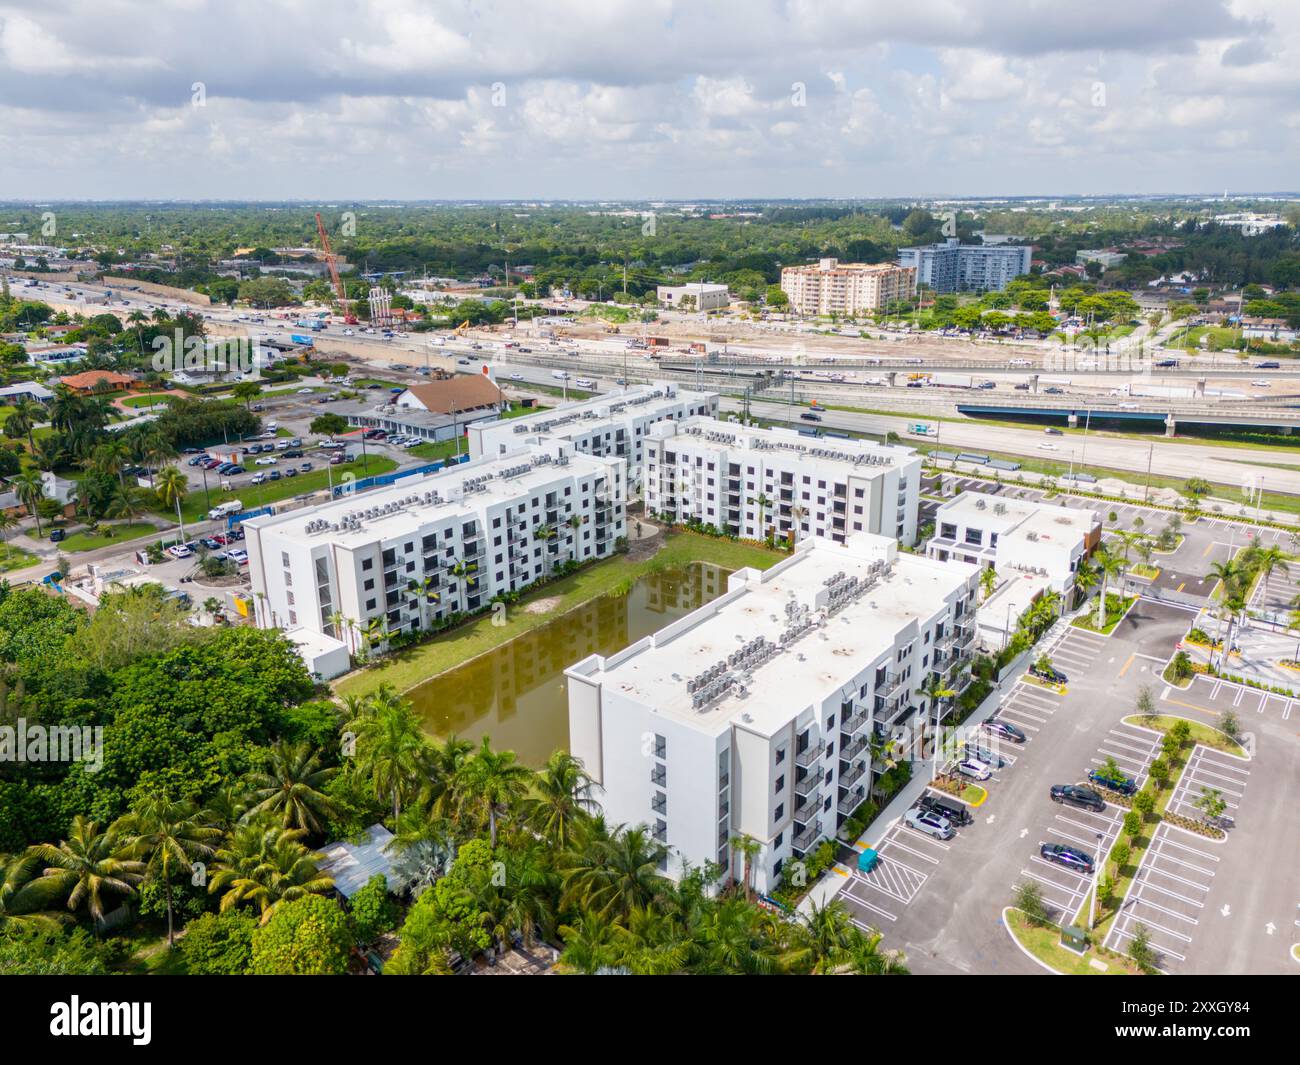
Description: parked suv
xmin=1029 ymin=663 xmax=1068 ymax=685
xmin=1050 ymin=784 xmax=1106 ymax=812
xmin=917 ymin=794 xmax=972 ymax=827
xmin=1088 ymin=768 xmax=1137 ymax=796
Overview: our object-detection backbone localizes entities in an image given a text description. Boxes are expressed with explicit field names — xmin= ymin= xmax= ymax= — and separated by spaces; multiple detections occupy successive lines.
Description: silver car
xmin=904 ymin=808 xmax=955 ymax=841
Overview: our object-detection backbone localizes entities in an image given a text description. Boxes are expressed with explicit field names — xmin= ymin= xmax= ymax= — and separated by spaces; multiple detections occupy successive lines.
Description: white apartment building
xmin=656 ymin=282 xmax=730 ymax=311
xmin=897 ymin=239 xmax=1032 ymax=293
xmin=926 ymin=491 xmax=1100 ymax=593
xmin=467 ymin=383 xmax=718 ymax=493
xmin=644 ymin=417 xmax=923 ymax=545
xmin=244 ymin=442 xmax=625 ymax=644
xmin=780 ymin=258 xmax=916 ymax=316
xmin=566 ymin=533 xmax=980 ymax=892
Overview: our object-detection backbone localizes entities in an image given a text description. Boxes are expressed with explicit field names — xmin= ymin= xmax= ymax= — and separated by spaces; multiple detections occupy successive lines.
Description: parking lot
xmin=830 ymin=548 xmax=1297 ymax=975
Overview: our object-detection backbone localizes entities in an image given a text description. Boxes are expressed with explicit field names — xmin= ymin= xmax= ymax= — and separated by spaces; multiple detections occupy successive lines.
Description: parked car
xmin=1040 ymin=843 xmax=1095 ymax=875
xmin=982 ymin=719 xmax=1026 ymax=743
xmin=254 ymin=457 xmax=278 ymax=466
xmin=1029 ymin=663 xmax=1068 ymax=685
xmin=297 ymin=387 xmax=314 ymax=394
xmin=1050 ymin=784 xmax=1106 ymax=812
xmin=166 ymin=544 xmax=193 ymax=559
xmin=49 ymin=528 xmax=66 ymax=543
xmin=228 ymin=549 xmax=249 ymax=565
xmin=200 ymin=537 xmax=223 ymax=550
xmin=251 ymin=472 xmax=267 ymax=485
xmin=1044 ymin=427 xmax=1064 ymax=436
xmin=283 ymin=449 xmax=303 ymax=458
xmin=227 ymin=465 xmax=245 ymax=475
xmin=917 ymin=794 xmax=972 ymax=826
xmin=904 ymin=808 xmax=955 ymax=841
xmin=187 ymin=455 xmax=205 ymax=466
xmin=300 ymin=462 xmax=313 ymax=472
xmin=955 ymin=757 xmax=991 ymax=781
xmin=283 ymin=468 xmax=297 ymax=478
xmin=800 ymin=412 xmax=822 ymax=421
xmin=269 ymin=470 xmax=281 ymax=481
xmin=1088 ymin=768 xmax=1137 ymax=796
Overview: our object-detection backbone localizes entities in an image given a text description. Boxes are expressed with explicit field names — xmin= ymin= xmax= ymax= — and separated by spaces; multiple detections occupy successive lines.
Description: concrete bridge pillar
xmin=886 ymin=371 xmax=897 ymax=388
xmin=1165 ymin=413 xmax=1176 ymax=438
xmin=1196 ymin=377 xmax=1206 ymax=398
xmin=1029 ymin=374 xmax=1039 ymax=393
xmin=1067 ymin=412 xmax=1079 ymax=429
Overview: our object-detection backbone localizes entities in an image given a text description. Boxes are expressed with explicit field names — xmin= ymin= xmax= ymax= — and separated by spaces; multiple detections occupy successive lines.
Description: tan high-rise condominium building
xmin=779 ymin=258 xmax=916 ymax=315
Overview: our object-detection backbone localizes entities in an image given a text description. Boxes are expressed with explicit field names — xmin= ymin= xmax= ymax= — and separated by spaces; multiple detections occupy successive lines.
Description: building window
xmin=774 ymin=775 xmax=784 ymax=794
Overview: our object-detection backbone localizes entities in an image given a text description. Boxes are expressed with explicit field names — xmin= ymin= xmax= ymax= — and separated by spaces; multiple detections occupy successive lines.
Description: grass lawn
xmin=335 ymin=531 xmax=787 ymax=699
xmin=119 ymin=393 xmax=174 ymax=408
xmin=1005 ymin=908 xmax=1145 ymax=975
xmin=165 ymin=455 xmax=399 ymax=522
xmin=0 ymin=545 xmax=39 ymax=571
xmin=57 ymin=522 xmax=158 ymax=552
xmin=1071 ymin=595 xmax=1137 ymax=635
xmin=509 ymin=380 xmax=597 ymax=402
xmin=1121 ymin=715 xmax=1247 ymax=757
xmin=407 ymin=439 xmax=468 ymax=463
xmin=351 ymin=378 xmax=404 ymax=390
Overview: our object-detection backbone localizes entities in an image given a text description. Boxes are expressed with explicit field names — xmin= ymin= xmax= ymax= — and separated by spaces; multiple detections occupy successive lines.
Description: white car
xmin=510 ymin=373 xmax=524 ymax=381
xmin=1252 ymin=380 xmax=1271 ymax=387
xmin=251 ymin=472 xmax=267 ymax=485
xmin=166 ymin=544 xmax=193 ymax=560
xmin=1038 ymin=442 xmax=1058 ymax=451
xmin=343 ymin=328 xmax=354 ymax=336
xmin=297 ymin=387 xmax=314 ymax=394
xmin=254 ymin=456 xmax=279 ymax=466
xmin=228 ymin=549 xmax=249 ymax=565
xmin=955 ymin=757 xmax=991 ymax=781
xmin=903 ymin=808 xmax=955 ymax=841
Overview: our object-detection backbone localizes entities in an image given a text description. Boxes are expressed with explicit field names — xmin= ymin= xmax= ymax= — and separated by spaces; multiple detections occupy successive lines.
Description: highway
xmin=24 ymin=277 xmax=1300 ymax=497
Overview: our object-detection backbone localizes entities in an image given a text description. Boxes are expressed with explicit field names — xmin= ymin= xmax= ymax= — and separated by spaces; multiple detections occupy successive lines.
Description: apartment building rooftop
xmin=244 ymin=445 xmax=611 ymax=549
xmin=572 ymin=535 xmax=975 ymax=737
xmin=493 ymin=383 xmax=711 ymax=442
xmin=936 ymin=491 xmax=1097 ymax=543
xmin=655 ymin=417 xmax=917 ymax=472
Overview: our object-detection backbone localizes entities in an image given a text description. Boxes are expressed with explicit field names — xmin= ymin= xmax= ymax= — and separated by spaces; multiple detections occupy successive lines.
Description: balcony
xmin=650 ymin=766 xmax=666 ymax=787
xmin=651 ymin=796 xmax=666 ymax=815
xmin=794 ymin=765 xmax=823 ymax=797
xmin=792 ymin=821 xmax=823 ymax=854
xmin=838 ymin=789 xmax=865 ymax=815
xmin=841 ymin=707 xmax=868 ymax=735
xmin=840 ymin=762 xmax=866 ymax=790
xmin=881 ymin=672 xmax=905 ymax=698
xmin=841 ymin=735 xmax=868 ymax=762
xmin=795 ymin=740 xmax=824 ymax=768
xmin=793 ymin=796 xmax=819 ymax=824
xmin=652 ymin=824 xmax=667 ymax=843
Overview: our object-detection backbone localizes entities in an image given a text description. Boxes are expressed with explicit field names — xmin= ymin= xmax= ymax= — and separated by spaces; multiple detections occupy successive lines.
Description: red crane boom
xmin=315 ymin=212 xmax=357 ymax=324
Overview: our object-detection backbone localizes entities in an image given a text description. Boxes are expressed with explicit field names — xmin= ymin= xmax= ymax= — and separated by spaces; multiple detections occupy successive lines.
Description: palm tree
xmin=559 ymin=824 xmax=668 ymax=920
xmin=1208 ymin=557 xmax=1247 ymax=667
xmin=841 ymin=926 xmax=909 ymax=974
xmin=154 ymin=465 xmax=189 ymax=543
xmin=123 ymin=794 xmax=220 ymax=947
xmin=0 ymin=511 xmax=16 ymax=562
xmin=1093 ymin=544 xmax=1124 ymax=629
xmin=5 ymin=397 xmax=42 ymax=452
xmin=729 ymin=834 xmax=762 ymax=899
xmin=749 ymin=492 xmax=772 ymax=539
xmin=347 ymin=689 xmax=430 ymax=821
xmin=790 ymin=504 xmax=807 ymax=545
xmin=30 ymin=816 xmax=146 ymax=931
xmin=242 ymin=741 xmax=339 ymax=835
xmin=91 ymin=438 xmax=130 ymax=486
xmin=526 ymin=750 xmax=598 ymax=849
xmin=13 ymin=469 xmax=46 ymax=536
xmin=457 ymin=736 xmax=534 ymax=847
xmin=0 ymin=852 xmax=64 ymax=933
xmin=207 ymin=823 xmax=334 ymax=923
xmin=104 ymin=482 xmax=144 ymax=524
xmin=786 ymin=898 xmax=859 ymax=974
xmin=979 ymin=565 xmax=997 ymax=601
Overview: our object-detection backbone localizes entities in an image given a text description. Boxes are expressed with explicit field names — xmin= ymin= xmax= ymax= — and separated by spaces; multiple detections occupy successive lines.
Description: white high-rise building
xmin=896 ymin=239 xmax=1032 ymax=293
xmin=566 ymin=534 xmax=980 ymax=892
xmin=244 ymin=442 xmax=625 ymax=643
xmin=468 ymin=382 xmax=717 ymax=493
xmin=644 ymin=417 xmax=923 ymax=545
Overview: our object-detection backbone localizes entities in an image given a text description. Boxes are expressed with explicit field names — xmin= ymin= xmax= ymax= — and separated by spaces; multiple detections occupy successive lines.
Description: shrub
xmin=1123 ymin=811 xmax=1142 ymax=839
xmin=1014 ymin=881 xmax=1049 ymax=927
xmin=350 ymin=874 xmax=398 ymax=945
xmin=180 ymin=911 xmax=257 ymax=975
xmin=1110 ymin=842 xmax=1131 ymax=870
xmin=249 ymin=895 xmax=352 ymax=975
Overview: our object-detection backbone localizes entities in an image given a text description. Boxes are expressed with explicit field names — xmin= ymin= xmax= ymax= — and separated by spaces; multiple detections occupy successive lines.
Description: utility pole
xmin=1143 ymin=442 xmax=1154 ymax=503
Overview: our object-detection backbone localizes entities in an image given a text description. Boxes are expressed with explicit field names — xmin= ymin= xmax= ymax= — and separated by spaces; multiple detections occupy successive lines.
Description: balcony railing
xmin=793 ymin=797 xmax=820 ymax=824
xmin=792 ymin=821 xmax=823 ymax=853
xmin=795 ymin=740 xmax=824 ymax=768
xmin=650 ymin=767 xmax=666 ymax=787
xmin=881 ymin=672 xmax=905 ymax=697
xmin=838 ymin=789 xmax=865 ymax=815
xmin=840 ymin=763 xmax=866 ymax=790
xmin=841 ymin=708 xmax=869 ymax=735
xmin=794 ymin=766 xmax=823 ymax=797
xmin=841 ymin=735 xmax=868 ymax=762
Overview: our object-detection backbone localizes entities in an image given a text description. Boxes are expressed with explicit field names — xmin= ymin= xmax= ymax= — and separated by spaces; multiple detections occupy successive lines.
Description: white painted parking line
xmin=1000 ymin=705 xmax=1051 ymax=725
xmin=880 ymin=836 xmax=944 ymax=866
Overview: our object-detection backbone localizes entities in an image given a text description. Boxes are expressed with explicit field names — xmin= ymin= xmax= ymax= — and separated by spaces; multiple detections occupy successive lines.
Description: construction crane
xmin=314 ymin=212 xmax=357 ymax=324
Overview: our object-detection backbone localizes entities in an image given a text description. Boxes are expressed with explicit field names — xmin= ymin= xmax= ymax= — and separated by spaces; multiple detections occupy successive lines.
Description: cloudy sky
xmin=1 ymin=0 xmax=1297 ymax=200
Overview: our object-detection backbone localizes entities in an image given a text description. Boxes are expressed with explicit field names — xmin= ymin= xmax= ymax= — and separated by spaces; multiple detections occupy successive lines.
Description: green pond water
xmin=406 ymin=563 xmax=730 ymax=767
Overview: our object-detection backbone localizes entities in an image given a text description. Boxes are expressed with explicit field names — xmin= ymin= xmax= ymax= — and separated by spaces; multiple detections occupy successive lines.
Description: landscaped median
xmin=1002 ymin=908 xmax=1145 ymax=975
xmin=1070 ymin=592 xmax=1137 ymax=636
xmin=1076 ymin=716 xmax=1247 ymax=964
xmin=334 ymin=530 xmax=787 ymax=699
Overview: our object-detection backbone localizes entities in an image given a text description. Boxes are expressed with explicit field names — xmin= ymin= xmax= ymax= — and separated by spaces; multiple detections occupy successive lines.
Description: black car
xmin=1154 ymin=358 xmax=1179 ymax=368
xmin=982 ymin=719 xmax=1026 ymax=743
xmin=1030 ymin=663 xmax=1068 ymax=685
xmin=1088 ymin=768 xmax=1137 ymax=796
xmin=917 ymin=793 xmax=972 ymax=827
xmin=1256 ymin=360 xmax=1280 ymax=369
xmin=1045 ymin=427 xmax=1064 ymax=436
xmin=226 ymin=465 xmax=245 ymax=475
xmin=1044 ymin=386 xmax=1064 ymax=394
xmin=800 ymin=412 xmax=822 ymax=421
xmin=1040 ymin=843 xmax=1095 ymax=875
xmin=283 ymin=449 xmax=304 ymax=458
xmin=965 ymin=744 xmax=1007 ymax=769
xmin=1050 ymin=784 xmax=1106 ymax=812
xmin=49 ymin=528 xmax=66 ymax=543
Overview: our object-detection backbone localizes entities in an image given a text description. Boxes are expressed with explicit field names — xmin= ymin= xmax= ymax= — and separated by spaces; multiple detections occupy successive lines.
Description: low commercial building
xmin=644 ymin=418 xmax=923 ymax=545
xmin=468 ymin=382 xmax=717 ymax=493
xmin=341 ymin=397 xmax=500 ymax=444
xmin=1075 ymin=249 xmax=1128 ymax=270
xmin=897 ymin=239 xmax=1032 ymax=293
xmin=925 ymin=490 xmax=1101 ymax=594
xmin=566 ymin=533 xmax=979 ymax=892
xmin=0 ymin=381 xmax=53 ymax=404
xmin=779 ymin=258 xmax=916 ymax=316
xmin=656 ymin=282 xmax=730 ymax=311
xmin=244 ymin=442 xmax=625 ymax=644
xmin=395 ymin=374 xmax=504 ymax=419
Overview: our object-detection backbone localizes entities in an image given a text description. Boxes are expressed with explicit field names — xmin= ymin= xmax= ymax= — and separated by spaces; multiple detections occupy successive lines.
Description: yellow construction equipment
xmin=454 ymin=320 xmax=471 ymax=336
